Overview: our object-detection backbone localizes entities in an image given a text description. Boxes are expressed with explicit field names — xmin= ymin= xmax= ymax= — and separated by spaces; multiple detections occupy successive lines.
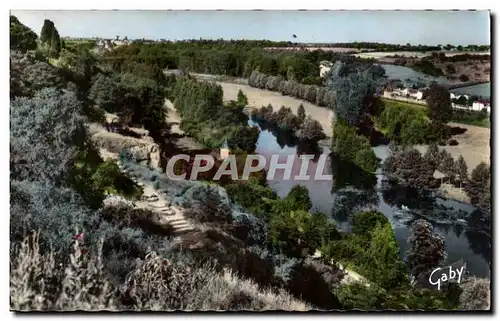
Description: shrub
xmin=459 ymin=74 xmax=470 ymax=82
xmin=10 ymin=233 xmax=118 ymax=311
xmin=459 ymin=278 xmax=490 ymax=310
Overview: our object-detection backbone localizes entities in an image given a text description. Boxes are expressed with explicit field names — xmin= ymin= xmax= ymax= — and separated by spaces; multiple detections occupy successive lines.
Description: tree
xmin=426 ymin=84 xmax=452 ymax=137
xmin=459 ymin=278 xmax=490 ymax=310
xmin=329 ymin=62 xmax=384 ymax=126
xmin=283 ymin=185 xmax=312 ymax=212
xmin=297 ymin=103 xmax=306 ymax=123
xmin=296 ymin=116 xmax=326 ymax=142
xmin=367 ymin=222 xmax=408 ymax=288
xmin=455 ymin=155 xmax=468 ymax=188
xmin=89 ymin=73 xmax=123 ymax=112
xmin=331 ymin=121 xmax=377 ymax=173
xmin=438 ymin=150 xmax=456 ymax=181
xmin=24 ymin=61 xmax=66 ymax=94
xmin=40 ymin=19 xmax=61 ymax=58
xmin=407 ymin=219 xmax=446 ymax=282
xmin=40 ymin=19 xmax=56 ymax=43
xmin=384 ymin=148 xmax=435 ymax=191
xmin=423 ymin=143 xmax=440 ymax=172
xmin=237 ymin=89 xmax=248 ymax=107
xmin=465 ymin=162 xmax=491 ymax=212
xmin=351 ymin=211 xmax=389 ymax=237
xmin=228 ymin=126 xmax=259 ymax=153
xmin=268 ymin=210 xmax=312 ymax=257
xmin=10 ymin=15 xmax=38 ymax=53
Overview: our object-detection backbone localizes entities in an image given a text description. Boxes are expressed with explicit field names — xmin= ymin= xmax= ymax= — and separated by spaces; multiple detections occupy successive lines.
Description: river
xmin=380 ymin=64 xmax=491 ymax=99
xmin=250 ymin=119 xmax=491 ymax=278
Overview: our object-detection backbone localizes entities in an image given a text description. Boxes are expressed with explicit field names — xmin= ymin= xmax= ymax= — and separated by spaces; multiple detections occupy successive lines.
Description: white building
xmin=408 ymin=89 xmax=424 ymax=100
xmin=472 ymin=101 xmax=491 ymax=113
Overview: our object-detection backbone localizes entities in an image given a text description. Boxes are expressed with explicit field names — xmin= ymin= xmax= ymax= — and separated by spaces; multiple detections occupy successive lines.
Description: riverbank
xmin=446 ymin=80 xmax=490 ymax=90
xmin=214 ymin=80 xmax=489 ymax=172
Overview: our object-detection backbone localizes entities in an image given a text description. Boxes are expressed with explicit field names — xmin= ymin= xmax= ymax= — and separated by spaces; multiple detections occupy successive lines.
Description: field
xmin=264 ymin=47 xmax=362 ymax=53
xmin=353 ymin=51 xmax=491 ymax=59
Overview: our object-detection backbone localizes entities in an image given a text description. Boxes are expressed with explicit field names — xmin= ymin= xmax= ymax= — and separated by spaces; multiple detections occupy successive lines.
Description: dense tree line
xmin=412 ymin=59 xmax=444 ymax=77
xmin=10 ymin=16 xmax=38 ymax=53
xmin=384 ymin=144 xmax=491 ymax=213
xmin=250 ymin=104 xmax=326 ymax=143
xmin=102 ymin=41 xmax=347 ymax=83
xmin=248 ymin=70 xmax=336 ymax=108
xmin=377 ymin=101 xmax=431 ymax=145
xmin=171 ymin=76 xmax=258 ymax=152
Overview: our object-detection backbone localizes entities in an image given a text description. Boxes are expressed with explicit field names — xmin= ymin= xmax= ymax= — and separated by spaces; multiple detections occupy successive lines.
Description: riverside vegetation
xmin=10 ymin=16 xmax=490 ymax=311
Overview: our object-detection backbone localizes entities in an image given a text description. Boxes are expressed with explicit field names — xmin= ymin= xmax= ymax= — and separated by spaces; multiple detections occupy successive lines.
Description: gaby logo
xmin=429 ymin=265 xmax=465 ymax=290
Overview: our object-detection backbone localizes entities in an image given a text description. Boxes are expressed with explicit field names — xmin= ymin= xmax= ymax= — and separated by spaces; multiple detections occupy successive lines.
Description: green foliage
xmin=438 ymin=149 xmax=456 ymax=179
xmin=465 ymin=162 xmax=491 ymax=212
xmin=228 ymin=126 xmax=260 ymax=153
xmin=173 ymin=76 xmax=256 ymax=152
xmin=40 ymin=19 xmax=61 ymax=58
xmin=323 ymin=211 xmax=408 ymax=289
xmin=451 ymin=109 xmax=489 ymax=128
xmin=269 ymin=210 xmax=339 ymax=257
xmin=377 ymin=100 xmax=431 ymax=145
xmin=328 ymin=60 xmax=385 ymax=126
xmin=283 ymin=185 xmax=312 ymax=212
xmin=237 ymin=89 xmax=248 ymax=107
xmin=225 ymin=182 xmax=278 ymax=220
xmin=407 ymin=219 xmax=446 ymax=281
xmin=297 ymin=104 xmax=306 ymax=123
xmin=351 ymin=211 xmax=389 ymax=236
xmin=427 ymin=84 xmax=453 ymax=133
xmin=10 ymin=15 xmax=38 ymax=53
xmin=384 ymin=147 xmax=436 ymax=191
xmin=412 ymin=59 xmax=444 ymax=76
xmin=455 ymin=155 xmax=468 ymax=187
xmin=296 ymin=116 xmax=327 ymax=141
xmin=423 ymin=143 xmax=440 ymax=172
xmin=331 ymin=121 xmax=377 ymax=173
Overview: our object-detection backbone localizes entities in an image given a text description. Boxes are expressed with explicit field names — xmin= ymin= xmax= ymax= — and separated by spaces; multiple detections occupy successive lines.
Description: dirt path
xmin=313 ymin=249 xmax=369 ymax=286
xmin=164 ymin=99 xmax=205 ymax=151
xmin=118 ymin=161 xmax=195 ymax=236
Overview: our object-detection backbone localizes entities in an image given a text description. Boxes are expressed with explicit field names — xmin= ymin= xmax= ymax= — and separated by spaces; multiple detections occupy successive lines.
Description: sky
xmin=10 ymin=10 xmax=490 ymax=45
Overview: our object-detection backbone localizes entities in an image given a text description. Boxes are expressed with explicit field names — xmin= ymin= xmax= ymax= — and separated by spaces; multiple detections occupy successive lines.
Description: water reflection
xmin=330 ymin=154 xmax=377 ymax=192
xmin=251 ymin=119 xmax=490 ymax=277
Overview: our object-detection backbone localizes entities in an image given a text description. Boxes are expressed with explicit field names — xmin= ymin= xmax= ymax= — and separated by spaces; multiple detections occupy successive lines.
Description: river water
xmin=380 ymin=64 xmax=491 ymax=99
xmin=250 ymin=120 xmax=491 ymax=278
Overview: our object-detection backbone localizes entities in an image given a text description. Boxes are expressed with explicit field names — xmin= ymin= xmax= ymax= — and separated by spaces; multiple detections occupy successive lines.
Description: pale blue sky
xmin=11 ymin=10 xmax=490 ymax=45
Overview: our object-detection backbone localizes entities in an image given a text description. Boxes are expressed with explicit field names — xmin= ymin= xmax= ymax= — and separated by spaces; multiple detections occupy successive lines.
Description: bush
xmin=459 ymin=74 xmax=470 ymax=82
xmin=11 ymin=234 xmax=310 ymax=311
xmin=10 ymin=233 xmax=118 ymax=311
xmin=459 ymin=278 xmax=490 ymax=310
